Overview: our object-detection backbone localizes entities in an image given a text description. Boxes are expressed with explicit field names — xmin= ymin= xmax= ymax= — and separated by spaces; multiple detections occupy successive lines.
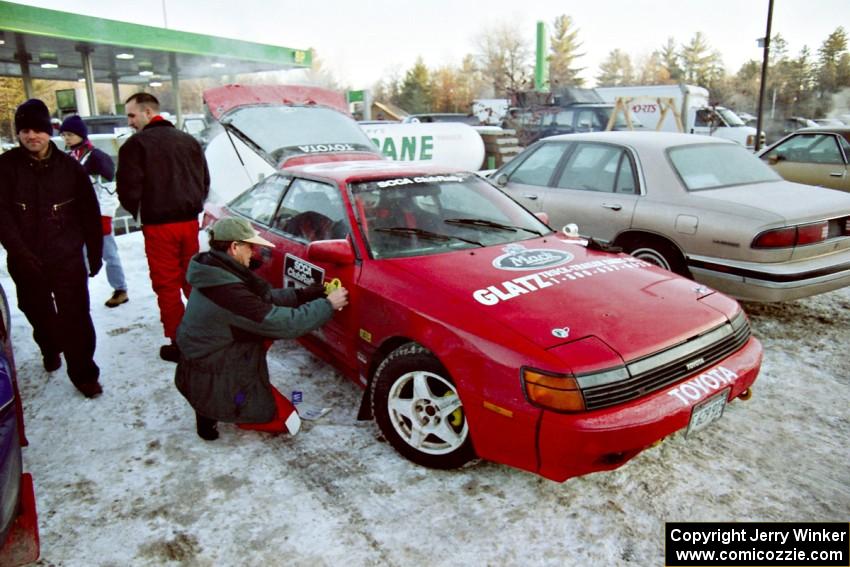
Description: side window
xmin=553 ymin=110 xmax=575 ymax=131
xmin=765 ymin=134 xmax=843 ymax=164
xmin=274 ymin=178 xmax=349 ymax=242
xmin=556 ymin=143 xmax=624 ymax=193
xmin=576 ymin=110 xmax=601 ymax=132
xmin=839 ymin=136 xmax=850 ymax=161
xmin=808 ymin=135 xmax=843 ymax=164
xmin=508 ymin=142 xmax=570 ymax=186
xmin=615 ymin=153 xmax=638 ymax=194
xmin=229 ymin=175 xmax=289 ymax=225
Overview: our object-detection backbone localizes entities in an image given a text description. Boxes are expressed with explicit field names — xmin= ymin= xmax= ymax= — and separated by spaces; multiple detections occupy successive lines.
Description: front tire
xmin=371 ymin=343 xmax=475 ymax=469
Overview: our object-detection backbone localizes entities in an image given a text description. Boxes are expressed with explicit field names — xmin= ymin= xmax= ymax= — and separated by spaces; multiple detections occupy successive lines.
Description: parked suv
xmin=511 ymin=104 xmax=645 ymax=146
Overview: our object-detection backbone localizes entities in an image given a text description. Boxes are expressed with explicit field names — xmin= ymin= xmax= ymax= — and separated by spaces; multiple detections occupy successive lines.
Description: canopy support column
xmin=14 ymin=33 xmax=33 ymax=99
xmin=77 ymin=45 xmax=97 ymax=115
xmin=169 ymin=52 xmax=182 ymax=128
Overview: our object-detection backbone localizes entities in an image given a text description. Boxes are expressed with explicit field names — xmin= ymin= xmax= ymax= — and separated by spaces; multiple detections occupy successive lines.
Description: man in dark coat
xmin=117 ymin=92 xmax=210 ymax=362
xmin=0 ymin=99 xmax=104 ymax=398
xmin=175 ymin=217 xmax=348 ymax=441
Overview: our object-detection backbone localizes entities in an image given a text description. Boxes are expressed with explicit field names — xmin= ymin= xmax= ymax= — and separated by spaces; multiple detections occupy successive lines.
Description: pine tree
xmin=398 ymin=58 xmax=432 ymax=114
xmin=596 ymin=49 xmax=634 ymax=86
xmin=548 ymin=15 xmax=585 ymax=88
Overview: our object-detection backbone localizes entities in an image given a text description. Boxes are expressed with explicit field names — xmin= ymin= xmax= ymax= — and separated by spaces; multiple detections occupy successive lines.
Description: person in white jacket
xmin=60 ymin=116 xmax=129 ymax=307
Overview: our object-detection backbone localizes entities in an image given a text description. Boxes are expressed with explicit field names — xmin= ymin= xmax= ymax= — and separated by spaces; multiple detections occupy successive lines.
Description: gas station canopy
xmin=0 ymin=0 xmax=311 ymax=117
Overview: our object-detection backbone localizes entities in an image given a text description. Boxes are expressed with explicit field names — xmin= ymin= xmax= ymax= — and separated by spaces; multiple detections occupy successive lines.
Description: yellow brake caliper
xmin=443 ymin=391 xmax=463 ymax=427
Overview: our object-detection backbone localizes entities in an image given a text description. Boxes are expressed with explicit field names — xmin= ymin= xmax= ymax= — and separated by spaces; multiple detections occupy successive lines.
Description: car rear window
xmin=668 ymin=144 xmax=780 ymax=190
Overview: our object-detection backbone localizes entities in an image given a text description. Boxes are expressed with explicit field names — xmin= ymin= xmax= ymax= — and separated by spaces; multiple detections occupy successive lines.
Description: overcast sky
xmin=12 ymin=0 xmax=849 ymax=89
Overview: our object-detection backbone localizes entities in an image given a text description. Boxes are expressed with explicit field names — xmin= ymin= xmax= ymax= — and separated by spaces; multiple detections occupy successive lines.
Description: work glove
xmin=294 ymin=283 xmax=327 ymax=304
xmin=88 ymin=255 xmax=103 ymax=278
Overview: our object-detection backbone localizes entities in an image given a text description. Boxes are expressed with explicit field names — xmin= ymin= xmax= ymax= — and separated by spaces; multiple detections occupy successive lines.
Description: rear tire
xmin=622 ymin=236 xmax=690 ymax=277
xmin=371 ymin=343 xmax=475 ymax=469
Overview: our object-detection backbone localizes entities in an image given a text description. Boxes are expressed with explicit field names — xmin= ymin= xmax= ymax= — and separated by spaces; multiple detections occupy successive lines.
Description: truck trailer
xmin=595 ymin=84 xmax=761 ymax=148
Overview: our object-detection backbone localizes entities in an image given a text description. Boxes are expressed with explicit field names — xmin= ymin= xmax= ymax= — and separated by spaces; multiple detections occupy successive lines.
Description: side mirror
xmin=534 ymin=211 xmax=550 ymax=225
xmin=306 ymin=238 xmax=355 ymax=265
xmin=494 ymin=173 xmax=508 ymax=187
xmin=561 ymin=223 xmax=580 ymax=238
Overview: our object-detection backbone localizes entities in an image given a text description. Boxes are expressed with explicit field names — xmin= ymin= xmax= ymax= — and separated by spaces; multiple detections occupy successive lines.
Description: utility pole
xmin=755 ymin=0 xmax=774 ymax=151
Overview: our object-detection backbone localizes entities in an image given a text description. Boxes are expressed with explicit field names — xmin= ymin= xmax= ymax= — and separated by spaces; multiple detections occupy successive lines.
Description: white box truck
xmin=595 ymin=84 xmax=760 ymax=148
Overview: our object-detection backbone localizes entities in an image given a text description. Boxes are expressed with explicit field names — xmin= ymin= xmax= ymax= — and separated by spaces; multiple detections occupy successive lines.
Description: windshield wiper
xmin=375 ymin=226 xmax=483 ymax=247
xmin=444 ymin=217 xmax=542 ymax=236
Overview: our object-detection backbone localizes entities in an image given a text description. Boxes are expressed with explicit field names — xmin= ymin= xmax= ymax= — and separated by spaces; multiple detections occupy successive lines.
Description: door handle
xmin=522 ymin=194 xmax=539 ymax=200
xmin=601 ymin=203 xmax=622 ymax=211
xmin=829 ymin=172 xmax=845 ymax=177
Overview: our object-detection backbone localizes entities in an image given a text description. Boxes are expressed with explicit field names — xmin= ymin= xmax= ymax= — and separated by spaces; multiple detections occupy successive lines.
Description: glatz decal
xmin=473 ymin=256 xmax=649 ymax=306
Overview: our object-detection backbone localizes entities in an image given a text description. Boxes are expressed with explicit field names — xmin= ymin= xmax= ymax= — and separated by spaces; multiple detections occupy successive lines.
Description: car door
xmin=268 ymin=177 xmax=361 ymax=369
xmin=498 ymin=141 xmax=572 ymax=212
xmin=535 ymin=142 xmax=640 ymax=241
xmin=762 ymin=133 xmax=850 ymax=191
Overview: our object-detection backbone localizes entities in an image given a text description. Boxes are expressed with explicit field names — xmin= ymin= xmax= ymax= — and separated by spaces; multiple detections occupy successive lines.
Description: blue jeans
xmin=102 ymin=233 xmax=127 ymax=292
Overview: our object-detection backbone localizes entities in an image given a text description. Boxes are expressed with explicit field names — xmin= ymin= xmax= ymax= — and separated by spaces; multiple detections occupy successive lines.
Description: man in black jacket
xmin=0 ymin=99 xmax=104 ymax=398
xmin=117 ymin=92 xmax=210 ymax=362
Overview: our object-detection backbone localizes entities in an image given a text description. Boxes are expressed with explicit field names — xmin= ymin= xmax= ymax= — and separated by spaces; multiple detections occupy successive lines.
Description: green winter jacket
xmin=175 ymin=250 xmax=334 ymax=423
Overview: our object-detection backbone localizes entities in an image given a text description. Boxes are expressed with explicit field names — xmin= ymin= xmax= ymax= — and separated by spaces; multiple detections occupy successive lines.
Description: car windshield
xmin=716 ymin=108 xmax=746 ymax=126
xmin=222 ymin=105 xmax=377 ymax=164
xmin=668 ymin=144 xmax=781 ymax=190
xmin=351 ymin=173 xmax=551 ymax=259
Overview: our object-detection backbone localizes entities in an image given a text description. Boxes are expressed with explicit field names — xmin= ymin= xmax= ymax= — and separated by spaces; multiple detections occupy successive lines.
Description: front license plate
xmin=686 ymin=388 xmax=730 ymax=437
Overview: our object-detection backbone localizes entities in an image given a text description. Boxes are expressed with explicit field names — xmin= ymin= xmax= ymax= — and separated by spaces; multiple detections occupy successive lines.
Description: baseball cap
xmin=210 ymin=217 xmax=275 ymax=248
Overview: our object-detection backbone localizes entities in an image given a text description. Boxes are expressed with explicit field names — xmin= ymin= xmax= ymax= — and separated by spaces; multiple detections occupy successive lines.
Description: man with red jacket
xmin=117 ymin=93 xmax=210 ymax=362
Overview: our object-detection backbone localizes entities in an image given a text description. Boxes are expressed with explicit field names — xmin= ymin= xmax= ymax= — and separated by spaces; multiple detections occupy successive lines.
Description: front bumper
xmin=535 ymin=336 xmax=762 ymax=482
xmin=687 ymin=249 xmax=850 ymax=302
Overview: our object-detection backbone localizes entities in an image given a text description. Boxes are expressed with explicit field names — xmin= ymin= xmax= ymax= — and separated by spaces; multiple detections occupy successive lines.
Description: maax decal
xmin=492 ymin=244 xmax=573 ymax=271
xmin=473 ymin=256 xmax=649 ymax=306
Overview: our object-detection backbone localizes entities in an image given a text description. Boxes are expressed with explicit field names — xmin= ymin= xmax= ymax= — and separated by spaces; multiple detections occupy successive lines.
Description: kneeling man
xmin=175 ymin=217 xmax=348 ymax=440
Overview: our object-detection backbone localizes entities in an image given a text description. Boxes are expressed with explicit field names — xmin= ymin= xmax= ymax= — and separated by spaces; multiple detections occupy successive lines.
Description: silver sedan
xmin=491 ymin=131 xmax=850 ymax=302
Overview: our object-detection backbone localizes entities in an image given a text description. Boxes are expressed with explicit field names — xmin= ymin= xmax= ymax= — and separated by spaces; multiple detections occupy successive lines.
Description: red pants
xmin=143 ymin=220 xmax=199 ymax=340
xmin=237 ymin=386 xmax=297 ymax=433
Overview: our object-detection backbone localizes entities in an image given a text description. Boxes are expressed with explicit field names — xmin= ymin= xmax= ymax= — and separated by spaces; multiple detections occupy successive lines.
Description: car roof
xmin=795 ymin=126 xmax=850 ymax=135
xmin=284 ymin=159 xmax=466 ymax=183
xmin=540 ymin=131 xmax=732 ymax=149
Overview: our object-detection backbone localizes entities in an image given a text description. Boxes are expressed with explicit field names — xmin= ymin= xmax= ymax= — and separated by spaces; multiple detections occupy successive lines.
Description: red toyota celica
xmin=203 ymin=158 xmax=762 ymax=482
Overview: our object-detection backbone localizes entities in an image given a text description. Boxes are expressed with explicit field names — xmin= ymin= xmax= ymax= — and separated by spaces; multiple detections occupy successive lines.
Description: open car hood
xmin=204 ymin=84 xmax=350 ymax=120
xmin=202 ymin=84 xmax=383 ymax=170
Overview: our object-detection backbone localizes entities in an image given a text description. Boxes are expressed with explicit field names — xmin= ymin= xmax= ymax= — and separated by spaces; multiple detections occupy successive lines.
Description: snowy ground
xmin=2 ymin=232 xmax=848 ymax=566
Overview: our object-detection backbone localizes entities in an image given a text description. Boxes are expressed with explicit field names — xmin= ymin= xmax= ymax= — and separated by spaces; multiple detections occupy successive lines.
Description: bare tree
xmin=475 ymin=22 xmax=532 ymax=97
